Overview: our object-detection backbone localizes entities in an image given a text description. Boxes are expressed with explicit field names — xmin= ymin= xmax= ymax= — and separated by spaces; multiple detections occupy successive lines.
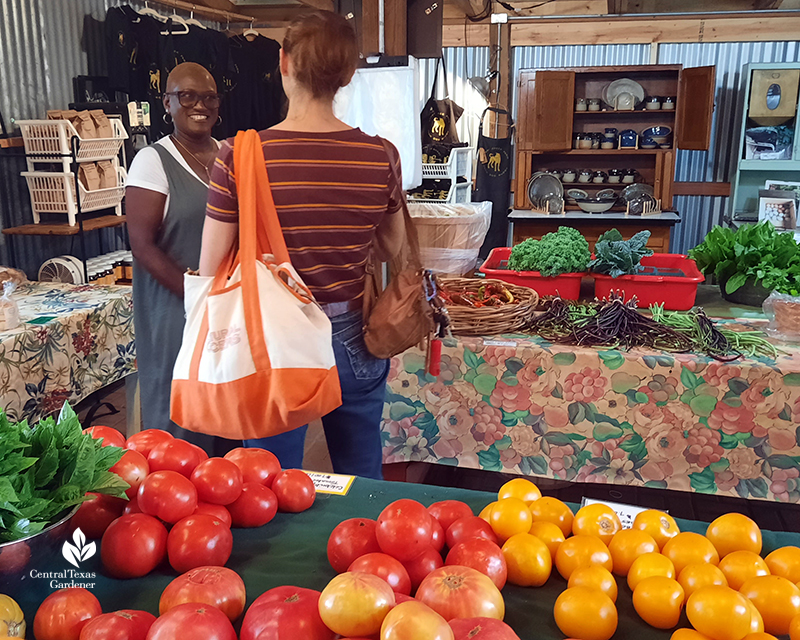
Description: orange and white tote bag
xmin=170 ymin=129 xmax=342 ymax=440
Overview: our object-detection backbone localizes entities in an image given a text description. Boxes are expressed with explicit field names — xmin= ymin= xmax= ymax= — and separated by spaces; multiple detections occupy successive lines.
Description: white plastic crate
xmin=409 ymin=181 xmax=471 ymax=205
xmin=21 ymin=166 xmax=127 ymax=226
xmin=422 ymin=147 xmax=473 ymax=181
xmin=17 ymin=119 xmax=128 ymax=168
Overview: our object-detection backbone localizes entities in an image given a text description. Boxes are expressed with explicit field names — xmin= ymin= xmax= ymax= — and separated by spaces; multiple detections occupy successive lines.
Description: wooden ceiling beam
xmin=450 ymin=0 xmax=490 ymax=18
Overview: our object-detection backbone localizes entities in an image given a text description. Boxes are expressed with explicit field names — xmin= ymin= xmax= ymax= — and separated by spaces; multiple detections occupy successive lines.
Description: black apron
xmin=421 ymin=58 xmax=463 ymax=159
xmin=474 ymin=106 xmax=515 ymax=257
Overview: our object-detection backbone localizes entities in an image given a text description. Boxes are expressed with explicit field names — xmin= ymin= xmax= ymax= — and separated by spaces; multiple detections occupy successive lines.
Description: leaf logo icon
xmin=62 ymin=528 xmax=96 ymax=568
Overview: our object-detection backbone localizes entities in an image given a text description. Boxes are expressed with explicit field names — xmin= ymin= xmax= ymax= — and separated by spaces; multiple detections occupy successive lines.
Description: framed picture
xmin=759 ymin=189 xmax=797 ymax=230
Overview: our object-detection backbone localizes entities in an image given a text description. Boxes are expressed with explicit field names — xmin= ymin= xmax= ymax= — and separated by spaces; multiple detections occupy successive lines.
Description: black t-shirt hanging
xmin=421 ymin=58 xmax=463 ymax=148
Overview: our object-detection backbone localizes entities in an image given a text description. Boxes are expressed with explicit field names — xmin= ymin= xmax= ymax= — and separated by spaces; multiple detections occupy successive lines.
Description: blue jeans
xmin=244 ymin=310 xmax=389 ymax=479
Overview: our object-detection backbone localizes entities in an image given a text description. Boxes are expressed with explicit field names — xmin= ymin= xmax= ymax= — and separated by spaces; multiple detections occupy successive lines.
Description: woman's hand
xmin=126 ymin=186 xmax=187 ymax=297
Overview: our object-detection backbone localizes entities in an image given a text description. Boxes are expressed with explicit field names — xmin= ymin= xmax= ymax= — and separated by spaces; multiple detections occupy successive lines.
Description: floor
xmin=78 ymin=386 xmax=800 ymax=533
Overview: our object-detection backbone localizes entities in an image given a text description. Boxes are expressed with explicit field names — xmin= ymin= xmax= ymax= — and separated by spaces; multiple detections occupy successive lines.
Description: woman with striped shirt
xmin=198 ymin=11 xmax=405 ymax=479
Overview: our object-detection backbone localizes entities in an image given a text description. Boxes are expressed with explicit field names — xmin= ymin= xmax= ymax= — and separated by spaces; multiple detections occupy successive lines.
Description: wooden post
xmin=362 ymin=0 xmax=380 ymax=56
xmin=385 ymin=0 xmax=407 ymax=55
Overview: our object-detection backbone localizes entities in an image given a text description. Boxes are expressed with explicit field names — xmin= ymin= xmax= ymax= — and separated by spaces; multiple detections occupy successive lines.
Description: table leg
xmin=125 ymin=373 xmax=141 ymax=436
xmin=382 ymin=462 xmax=410 ymax=483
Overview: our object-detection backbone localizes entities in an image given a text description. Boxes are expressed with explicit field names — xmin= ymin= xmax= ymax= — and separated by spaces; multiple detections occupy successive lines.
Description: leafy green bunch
xmin=507 ymin=226 xmax=591 ymax=276
xmin=589 ymin=229 xmax=653 ymax=278
xmin=0 ymin=404 xmax=128 ymax=543
xmin=688 ymin=221 xmax=800 ymax=296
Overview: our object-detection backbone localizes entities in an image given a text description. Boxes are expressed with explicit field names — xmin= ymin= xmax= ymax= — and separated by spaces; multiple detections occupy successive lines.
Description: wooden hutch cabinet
xmin=512 ymin=64 xmax=715 ymax=252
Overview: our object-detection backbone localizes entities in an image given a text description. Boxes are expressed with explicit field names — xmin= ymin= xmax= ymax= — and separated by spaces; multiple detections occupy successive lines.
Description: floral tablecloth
xmin=382 ymin=325 xmax=800 ymax=503
xmin=0 ymin=282 xmax=135 ymax=422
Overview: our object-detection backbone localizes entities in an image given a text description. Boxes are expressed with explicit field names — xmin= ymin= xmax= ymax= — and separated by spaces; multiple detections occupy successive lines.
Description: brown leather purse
xmin=362 ymin=142 xmax=435 ymax=359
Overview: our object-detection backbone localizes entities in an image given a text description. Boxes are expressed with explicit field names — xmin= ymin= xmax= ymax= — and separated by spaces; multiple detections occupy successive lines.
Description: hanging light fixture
xmin=469 ymin=70 xmax=498 ymax=100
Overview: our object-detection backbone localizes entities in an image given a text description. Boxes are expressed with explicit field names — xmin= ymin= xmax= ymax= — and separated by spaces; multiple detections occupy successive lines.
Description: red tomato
xmin=110 ymin=449 xmax=150 ymax=499
xmin=394 ymin=592 xmax=417 ymax=604
xmin=194 ymin=502 xmax=232 ymax=528
xmin=167 ymin=514 xmax=233 ymax=573
xmin=146 ymin=603 xmax=236 ymax=640
xmin=446 ymin=517 xmax=499 ymax=548
xmin=159 ymin=566 xmax=246 ymax=622
xmin=79 ymin=610 xmax=156 ymax=640
xmin=428 ymin=500 xmax=474 ymax=533
xmin=123 ymin=494 xmax=143 ymax=516
xmin=431 ymin=517 xmax=445 ymax=553
xmin=226 ymin=483 xmax=278 ymax=528
xmin=100 ymin=513 xmax=168 ymax=578
xmin=33 ymin=588 xmax=102 ymax=640
xmin=189 ymin=442 xmax=209 ymax=462
xmin=224 ymin=447 xmax=281 ymax=487
xmin=416 ymin=566 xmax=505 ymax=622
xmin=240 ymin=586 xmax=335 ymax=640
xmin=137 ymin=470 xmax=198 ymax=523
xmin=449 ymin=617 xmax=521 ymax=640
xmin=327 ymin=518 xmax=382 ymax=573
xmin=377 ymin=499 xmax=434 ymax=562
xmin=125 ymin=429 xmax=173 ymax=457
xmin=446 ymin=538 xmax=508 ymax=590
xmin=189 ymin=458 xmax=243 ymax=506
xmin=272 ymin=470 xmax=316 ymax=513
xmin=348 ymin=553 xmax=413 ymax=595
xmin=403 ymin=547 xmax=445 ymax=591
xmin=147 ymin=439 xmax=206 ymax=478
xmin=72 ymin=493 xmax=125 ymax=540
xmin=83 ymin=425 xmax=126 ymax=448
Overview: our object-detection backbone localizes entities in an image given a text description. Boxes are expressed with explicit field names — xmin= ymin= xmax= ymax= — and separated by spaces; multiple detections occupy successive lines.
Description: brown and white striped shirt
xmin=206 ymin=128 xmax=402 ymax=303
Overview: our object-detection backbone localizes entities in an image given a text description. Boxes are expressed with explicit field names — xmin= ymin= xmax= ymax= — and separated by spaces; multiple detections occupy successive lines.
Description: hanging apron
xmin=421 ymin=57 xmax=463 ymax=161
xmin=474 ymin=106 xmax=515 ymax=257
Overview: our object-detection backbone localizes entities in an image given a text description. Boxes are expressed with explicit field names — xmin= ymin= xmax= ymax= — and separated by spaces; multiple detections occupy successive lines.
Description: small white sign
xmin=483 ymin=339 xmax=517 ymax=347
xmin=581 ymin=497 xmax=660 ymax=530
xmin=303 ymin=471 xmax=355 ymax=496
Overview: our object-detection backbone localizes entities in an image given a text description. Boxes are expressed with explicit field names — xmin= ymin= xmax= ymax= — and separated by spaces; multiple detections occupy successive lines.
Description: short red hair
xmin=283 ymin=12 xmax=359 ymax=99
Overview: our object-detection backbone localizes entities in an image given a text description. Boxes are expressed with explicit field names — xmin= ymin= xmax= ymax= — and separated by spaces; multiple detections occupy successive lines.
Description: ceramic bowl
xmin=642 ymin=126 xmax=672 ymax=145
xmin=576 ymin=199 xmax=616 ymax=213
xmin=567 ymin=188 xmax=589 ymax=200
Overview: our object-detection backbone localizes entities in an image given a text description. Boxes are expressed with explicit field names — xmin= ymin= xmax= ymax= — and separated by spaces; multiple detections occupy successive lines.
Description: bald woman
xmin=126 ymin=62 xmax=234 ymax=455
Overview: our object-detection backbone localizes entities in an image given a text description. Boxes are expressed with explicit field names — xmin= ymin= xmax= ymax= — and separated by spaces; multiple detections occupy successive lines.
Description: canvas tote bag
xmin=171 ymin=129 xmax=342 ymax=440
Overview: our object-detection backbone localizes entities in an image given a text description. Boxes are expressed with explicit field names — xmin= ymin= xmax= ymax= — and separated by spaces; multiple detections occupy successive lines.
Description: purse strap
xmin=380 ymin=138 xmax=422 ymax=272
xmin=430 ymin=57 xmax=451 ymax=100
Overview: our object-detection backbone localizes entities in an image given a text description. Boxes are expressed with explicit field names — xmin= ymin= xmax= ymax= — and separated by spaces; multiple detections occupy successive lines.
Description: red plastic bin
xmin=479 ymin=247 xmax=586 ymax=300
xmin=591 ymin=253 xmax=704 ymax=311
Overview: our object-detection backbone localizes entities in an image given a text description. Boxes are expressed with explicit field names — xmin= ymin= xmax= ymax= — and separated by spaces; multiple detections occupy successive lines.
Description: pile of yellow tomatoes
xmin=479 ymin=478 xmax=800 ymax=640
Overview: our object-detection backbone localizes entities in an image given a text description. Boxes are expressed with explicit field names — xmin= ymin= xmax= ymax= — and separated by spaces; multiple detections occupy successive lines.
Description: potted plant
xmin=689 ymin=221 xmax=800 ymax=306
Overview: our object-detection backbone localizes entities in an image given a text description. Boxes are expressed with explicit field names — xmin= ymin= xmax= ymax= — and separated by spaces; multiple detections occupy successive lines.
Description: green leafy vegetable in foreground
xmin=0 ymin=403 xmax=128 ymax=542
xmin=589 ymin=229 xmax=653 ymax=278
xmin=689 ymin=221 xmax=800 ymax=296
xmin=507 ymin=226 xmax=591 ymax=276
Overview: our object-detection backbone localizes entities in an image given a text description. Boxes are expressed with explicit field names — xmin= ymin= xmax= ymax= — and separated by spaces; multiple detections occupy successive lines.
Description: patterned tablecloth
xmin=382 ymin=322 xmax=800 ymax=503
xmin=0 ymin=282 xmax=135 ymax=423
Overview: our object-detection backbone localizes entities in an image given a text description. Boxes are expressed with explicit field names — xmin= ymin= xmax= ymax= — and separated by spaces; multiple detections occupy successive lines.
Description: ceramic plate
xmin=621 ymin=183 xmax=655 ymax=202
xmin=527 ymin=172 xmax=564 ymax=213
xmin=603 ymin=78 xmax=646 ymax=109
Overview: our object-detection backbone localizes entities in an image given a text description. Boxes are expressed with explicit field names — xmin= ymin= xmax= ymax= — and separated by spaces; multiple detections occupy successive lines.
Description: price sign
xmin=303 ymin=471 xmax=355 ymax=496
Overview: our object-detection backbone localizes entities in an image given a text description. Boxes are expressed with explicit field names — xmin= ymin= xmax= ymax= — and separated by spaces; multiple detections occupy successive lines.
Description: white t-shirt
xmin=125 ymin=136 xmax=220 ymax=218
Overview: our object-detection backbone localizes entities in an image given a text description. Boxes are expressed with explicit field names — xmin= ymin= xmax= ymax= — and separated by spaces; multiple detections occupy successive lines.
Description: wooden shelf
xmin=574 ymin=110 xmax=676 ymax=116
xmin=535 ymin=149 xmax=669 ymax=155
xmin=739 ymin=159 xmax=800 ymax=171
xmin=3 ymin=215 xmax=126 ymax=236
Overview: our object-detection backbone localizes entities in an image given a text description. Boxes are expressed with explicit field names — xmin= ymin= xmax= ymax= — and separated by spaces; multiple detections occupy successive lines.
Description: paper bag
xmin=96 ymin=160 xmax=117 ymax=189
xmin=71 ymin=111 xmax=98 ymax=139
xmin=90 ymin=110 xmax=113 ymax=138
xmin=79 ymin=163 xmax=101 ymax=191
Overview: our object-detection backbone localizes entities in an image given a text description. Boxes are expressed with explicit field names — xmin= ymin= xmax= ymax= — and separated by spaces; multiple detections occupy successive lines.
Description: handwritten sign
xmin=581 ymin=497 xmax=659 ymax=530
xmin=303 ymin=471 xmax=355 ymax=496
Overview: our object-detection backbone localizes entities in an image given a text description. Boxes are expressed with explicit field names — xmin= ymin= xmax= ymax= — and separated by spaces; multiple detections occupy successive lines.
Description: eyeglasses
xmin=164 ymin=91 xmax=223 ymax=109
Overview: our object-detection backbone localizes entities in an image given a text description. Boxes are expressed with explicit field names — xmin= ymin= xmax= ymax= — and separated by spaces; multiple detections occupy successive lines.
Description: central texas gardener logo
xmin=62 ymin=528 xmax=96 ymax=568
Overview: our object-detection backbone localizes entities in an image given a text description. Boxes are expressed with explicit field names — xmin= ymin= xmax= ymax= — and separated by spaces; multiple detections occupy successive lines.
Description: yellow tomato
xmin=678 ymin=563 xmax=728 ymax=600
xmin=633 ymin=509 xmax=680 ymax=550
xmin=765 ymin=546 xmax=800 ymax=584
xmin=741 ymin=634 xmax=778 ymax=640
xmin=686 ymin=586 xmax=753 ymax=640
xmin=718 ymin=550 xmax=770 ymax=590
xmin=671 ymin=630 xmax=714 ymax=640
xmin=0 ymin=595 xmax=24 ymax=638
xmin=627 ymin=553 xmax=676 ymax=591
xmin=319 ymin=572 xmax=396 ymax=637
xmin=479 ymin=501 xmax=497 ymax=522
xmin=380 ymin=601 xmax=453 ymax=640
xmin=502 ymin=533 xmax=552 ymax=587
xmin=530 ymin=496 xmax=574 ymax=537
xmin=498 ymin=478 xmax=542 ymax=506
xmin=747 ymin=599 xmax=765 ymax=634
xmin=706 ymin=513 xmax=762 ymax=558
xmin=529 ymin=521 xmax=565 ymax=561
xmin=632 ymin=576 xmax=685 ymax=629
xmin=553 ymin=586 xmax=617 ymax=640
xmin=790 ymin=613 xmax=800 ymax=640
xmin=739 ymin=575 xmax=800 ymax=636
xmin=555 ymin=535 xmax=613 ymax=580
xmin=488 ymin=498 xmax=532 ymax=543
xmin=663 ymin=532 xmax=720 ymax=575
xmin=572 ymin=504 xmax=622 ymax=545
xmin=568 ymin=565 xmax=618 ymax=602
xmin=608 ymin=529 xmax=659 ymax=576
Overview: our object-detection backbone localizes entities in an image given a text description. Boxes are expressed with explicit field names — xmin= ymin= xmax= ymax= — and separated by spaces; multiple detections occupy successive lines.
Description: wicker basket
xmin=439 ymin=277 xmax=539 ymax=336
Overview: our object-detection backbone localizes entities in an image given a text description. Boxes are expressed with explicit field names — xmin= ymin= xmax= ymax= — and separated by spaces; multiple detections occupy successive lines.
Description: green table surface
xmin=13 ymin=477 xmax=800 ymax=640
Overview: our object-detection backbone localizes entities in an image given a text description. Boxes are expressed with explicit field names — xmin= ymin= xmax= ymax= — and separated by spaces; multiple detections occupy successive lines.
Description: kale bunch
xmin=589 ymin=229 xmax=653 ymax=278
xmin=507 ymin=226 xmax=591 ymax=276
